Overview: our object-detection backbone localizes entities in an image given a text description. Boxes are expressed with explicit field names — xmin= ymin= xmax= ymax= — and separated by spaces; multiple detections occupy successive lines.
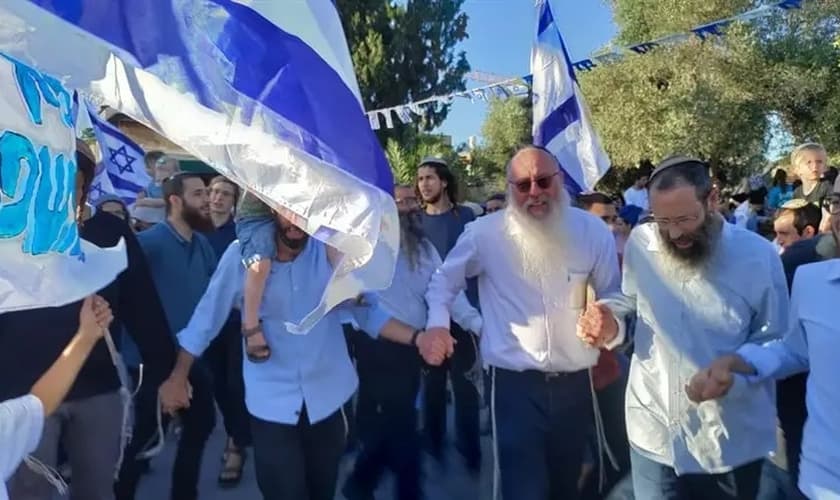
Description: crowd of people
xmin=1 ymin=140 xmax=839 ymax=500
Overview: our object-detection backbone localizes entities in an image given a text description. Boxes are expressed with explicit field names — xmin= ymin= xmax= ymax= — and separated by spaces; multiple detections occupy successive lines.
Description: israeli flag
xmin=0 ymin=54 xmax=127 ymax=313
xmin=531 ymin=0 xmax=610 ymax=193
xmin=86 ymin=101 xmax=151 ymax=207
xmin=0 ymin=0 xmax=398 ymax=333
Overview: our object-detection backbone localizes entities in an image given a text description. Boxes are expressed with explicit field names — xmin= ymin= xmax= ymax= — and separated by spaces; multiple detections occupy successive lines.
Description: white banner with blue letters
xmin=0 ymin=54 xmax=126 ymax=313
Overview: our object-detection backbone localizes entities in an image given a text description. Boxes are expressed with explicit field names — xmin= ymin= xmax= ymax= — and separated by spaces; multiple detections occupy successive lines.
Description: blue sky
xmin=435 ymin=0 xmax=617 ymax=145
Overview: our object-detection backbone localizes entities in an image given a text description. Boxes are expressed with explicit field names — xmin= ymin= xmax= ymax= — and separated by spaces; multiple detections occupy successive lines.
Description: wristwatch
xmin=410 ymin=329 xmax=423 ymax=346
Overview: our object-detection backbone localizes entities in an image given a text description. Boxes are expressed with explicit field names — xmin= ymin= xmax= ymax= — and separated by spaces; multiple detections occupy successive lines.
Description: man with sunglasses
xmin=425 ymin=145 xmax=623 ymax=500
xmin=579 ymin=156 xmax=790 ymax=500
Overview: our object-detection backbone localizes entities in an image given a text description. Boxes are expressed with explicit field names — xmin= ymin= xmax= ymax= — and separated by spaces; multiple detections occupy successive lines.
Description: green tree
xmin=336 ymin=0 xmax=470 ymax=143
xmin=384 ymin=133 xmax=463 ymax=185
xmin=581 ymin=0 xmax=840 ymax=180
xmin=479 ymin=96 xmax=532 ymax=180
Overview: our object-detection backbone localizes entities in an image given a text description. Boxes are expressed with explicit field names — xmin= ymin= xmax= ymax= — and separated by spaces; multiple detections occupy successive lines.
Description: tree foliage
xmin=336 ymin=0 xmax=470 ymax=143
xmin=480 ymin=97 xmax=532 ymax=174
xmin=580 ymin=0 xmax=840 ymax=183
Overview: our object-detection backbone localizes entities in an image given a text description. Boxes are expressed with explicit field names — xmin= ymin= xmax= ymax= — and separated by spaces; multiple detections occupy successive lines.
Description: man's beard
xmin=658 ymin=211 xmax=722 ymax=271
xmin=182 ymin=203 xmax=214 ymax=232
xmin=399 ymin=210 xmax=425 ymax=270
xmin=503 ymin=189 xmax=569 ymax=282
xmin=278 ymin=226 xmax=309 ymax=250
xmin=423 ymin=190 xmax=442 ymax=205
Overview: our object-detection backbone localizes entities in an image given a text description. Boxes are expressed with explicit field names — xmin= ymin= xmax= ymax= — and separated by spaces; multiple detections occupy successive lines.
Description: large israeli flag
xmin=86 ymin=101 xmax=151 ymax=207
xmin=531 ymin=0 xmax=610 ymax=193
xmin=0 ymin=54 xmax=127 ymax=312
xmin=0 ymin=0 xmax=398 ymax=333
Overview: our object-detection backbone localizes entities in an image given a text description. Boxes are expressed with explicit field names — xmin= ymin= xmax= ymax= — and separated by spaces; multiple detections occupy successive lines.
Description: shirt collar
xmin=163 ymin=219 xmax=190 ymax=245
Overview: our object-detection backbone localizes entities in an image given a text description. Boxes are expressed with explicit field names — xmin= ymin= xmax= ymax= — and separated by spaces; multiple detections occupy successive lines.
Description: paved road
xmin=135 ymin=409 xmax=495 ymax=500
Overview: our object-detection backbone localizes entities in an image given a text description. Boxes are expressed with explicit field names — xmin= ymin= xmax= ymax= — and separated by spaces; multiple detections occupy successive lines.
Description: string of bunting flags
xmin=366 ymin=0 xmax=803 ymax=130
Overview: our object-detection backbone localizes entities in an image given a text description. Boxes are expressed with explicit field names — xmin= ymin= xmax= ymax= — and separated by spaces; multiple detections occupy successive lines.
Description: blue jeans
xmin=756 ymin=460 xmax=806 ymax=500
xmin=493 ymin=367 xmax=592 ymax=500
xmin=630 ymin=448 xmax=763 ymax=500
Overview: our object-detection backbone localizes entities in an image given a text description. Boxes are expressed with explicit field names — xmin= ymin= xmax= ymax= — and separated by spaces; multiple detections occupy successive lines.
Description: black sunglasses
xmin=509 ymin=172 xmax=558 ymax=194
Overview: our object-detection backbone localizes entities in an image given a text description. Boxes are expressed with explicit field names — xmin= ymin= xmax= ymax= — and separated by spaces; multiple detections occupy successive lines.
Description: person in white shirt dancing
xmin=688 ymin=191 xmax=840 ymax=500
xmin=425 ymin=145 xmax=623 ymax=500
xmin=579 ymin=156 xmax=790 ymax=500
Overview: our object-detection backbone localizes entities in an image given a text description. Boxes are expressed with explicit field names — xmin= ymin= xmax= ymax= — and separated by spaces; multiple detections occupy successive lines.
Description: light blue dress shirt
xmin=739 ymin=260 xmax=840 ymax=499
xmin=177 ymin=238 xmax=391 ymax=425
xmin=605 ymin=222 xmax=789 ymax=474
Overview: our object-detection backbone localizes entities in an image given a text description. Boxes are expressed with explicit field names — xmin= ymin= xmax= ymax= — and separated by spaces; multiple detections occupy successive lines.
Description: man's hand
xmin=417 ymin=327 xmax=455 ymax=366
xmin=686 ymin=355 xmax=740 ymax=403
xmin=159 ymin=375 xmax=192 ymax=415
xmin=577 ymin=303 xmax=618 ymax=348
xmin=78 ymin=295 xmax=113 ymax=342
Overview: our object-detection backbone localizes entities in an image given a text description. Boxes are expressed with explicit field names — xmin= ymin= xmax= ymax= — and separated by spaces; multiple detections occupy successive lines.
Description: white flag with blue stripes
xmin=86 ymin=101 xmax=150 ymax=207
xmin=0 ymin=0 xmax=398 ymax=333
xmin=531 ymin=0 xmax=610 ymax=194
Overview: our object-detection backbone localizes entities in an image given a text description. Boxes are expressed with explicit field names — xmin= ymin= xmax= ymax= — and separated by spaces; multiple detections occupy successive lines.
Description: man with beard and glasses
xmin=425 ymin=146 xmax=623 ymax=500
xmin=157 ymin=205 xmax=454 ymax=500
xmin=415 ymin=157 xmax=482 ymax=471
xmin=115 ymin=173 xmax=218 ymax=500
xmin=579 ymin=156 xmax=790 ymax=500
xmin=342 ymin=185 xmax=482 ymax=500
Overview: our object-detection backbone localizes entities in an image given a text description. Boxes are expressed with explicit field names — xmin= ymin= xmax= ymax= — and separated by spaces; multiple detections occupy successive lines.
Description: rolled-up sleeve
xmin=348 ymin=294 xmax=392 ymax=339
xmin=178 ymin=243 xmax=241 ymax=357
xmin=426 ymin=225 xmax=483 ymax=330
xmin=1 ymin=394 xmax=44 ymax=482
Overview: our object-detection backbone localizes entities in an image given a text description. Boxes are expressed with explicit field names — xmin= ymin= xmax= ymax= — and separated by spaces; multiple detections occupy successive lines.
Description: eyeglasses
xmin=509 ymin=172 xmax=558 ymax=194
xmin=652 ymin=214 xmax=700 ymax=229
xmin=822 ymin=194 xmax=840 ymax=215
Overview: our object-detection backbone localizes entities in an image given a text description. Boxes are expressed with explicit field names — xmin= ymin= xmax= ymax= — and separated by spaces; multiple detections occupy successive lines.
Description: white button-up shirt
xmin=738 ymin=260 xmax=840 ymax=499
xmin=426 ymin=208 xmax=623 ymax=372
xmin=378 ymin=238 xmax=481 ymax=333
xmin=1 ymin=395 xmax=44 ymax=500
xmin=605 ymin=222 xmax=789 ymax=474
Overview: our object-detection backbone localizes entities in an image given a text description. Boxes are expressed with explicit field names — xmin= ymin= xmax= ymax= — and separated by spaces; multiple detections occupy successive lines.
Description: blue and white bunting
xmin=86 ymin=101 xmax=151 ymax=207
xmin=531 ymin=0 xmax=610 ymax=194
xmin=0 ymin=54 xmax=127 ymax=313
xmin=0 ymin=0 xmax=397 ymax=333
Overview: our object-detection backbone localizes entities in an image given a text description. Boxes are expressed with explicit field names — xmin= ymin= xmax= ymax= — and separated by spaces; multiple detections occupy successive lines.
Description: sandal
xmin=243 ymin=323 xmax=271 ymax=363
xmin=218 ymin=446 xmax=246 ymax=487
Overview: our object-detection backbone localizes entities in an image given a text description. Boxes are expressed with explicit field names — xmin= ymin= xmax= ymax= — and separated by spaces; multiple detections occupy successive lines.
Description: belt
xmin=493 ymin=366 xmax=588 ymax=383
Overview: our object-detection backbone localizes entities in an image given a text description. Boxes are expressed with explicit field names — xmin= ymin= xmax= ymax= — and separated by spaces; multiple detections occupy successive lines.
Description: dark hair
xmin=144 ymin=150 xmax=166 ymax=167
xmin=577 ymin=192 xmax=613 ymax=210
xmin=486 ymin=192 xmax=506 ymax=203
xmin=772 ymin=169 xmax=789 ymax=189
xmin=417 ymin=161 xmax=459 ymax=204
xmin=779 ymin=203 xmax=822 ymax=236
xmin=209 ymin=175 xmax=241 ymax=208
xmin=75 ymin=149 xmax=96 ymax=221
xmin=649 ymin=157 xmax=713 ymax=201
xmin=825 ymin=166 xmax=838 ymax=186
xmin=162 ymin=172 xmax=206 ymax=213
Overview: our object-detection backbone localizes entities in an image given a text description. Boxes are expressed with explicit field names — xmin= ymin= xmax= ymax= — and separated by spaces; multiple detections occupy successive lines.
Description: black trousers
xmin=347 ymin=328 xmax=422 ymax=500
xmin=422 ymin=322 xmax=480 ymax=465
xmin=251 ymin=405 xmax=347 ymax=500
xmin=204 ymin=314 xmax=252 ymax=448
xmin=115 ymin=363 xmax=215 ymax=500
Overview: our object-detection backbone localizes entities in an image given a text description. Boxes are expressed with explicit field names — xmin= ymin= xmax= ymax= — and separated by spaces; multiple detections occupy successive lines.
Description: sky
xmin=435 ymin=0 xmax=618 ymax=145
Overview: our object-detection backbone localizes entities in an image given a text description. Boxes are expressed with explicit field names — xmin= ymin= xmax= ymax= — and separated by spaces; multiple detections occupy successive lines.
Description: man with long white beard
xmin=579 ymin=156 xmax=790 ymax=500
xmin=425 ymin=145 xmax=623 ymax=500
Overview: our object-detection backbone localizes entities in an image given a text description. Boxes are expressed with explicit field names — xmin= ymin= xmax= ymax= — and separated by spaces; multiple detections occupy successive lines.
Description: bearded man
xmin=425 ymin=146 xmax=623 ymax=500
xmin=579 ymin=156 xmax=790 ymax=500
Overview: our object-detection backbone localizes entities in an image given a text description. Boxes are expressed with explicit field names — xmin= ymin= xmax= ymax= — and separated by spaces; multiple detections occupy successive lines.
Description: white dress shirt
xmin=738 ymin=260 xmax=840 ymax=499
xmin=605 ymin=222 xmax=789 ymax=474
xmin=623 ymin=186 xmax=649 ymax=210
xmin=1 ymin=395 xmax=44 ymax=500
xmin=426 ymin=208 xmax=623 ymax=373
xmin=378 ymin=238 xmax=481 ymax=333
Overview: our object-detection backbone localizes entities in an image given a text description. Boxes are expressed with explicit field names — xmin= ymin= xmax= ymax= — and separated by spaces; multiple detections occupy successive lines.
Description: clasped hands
xmin=417 ymin=327 xmax=457 ymax=366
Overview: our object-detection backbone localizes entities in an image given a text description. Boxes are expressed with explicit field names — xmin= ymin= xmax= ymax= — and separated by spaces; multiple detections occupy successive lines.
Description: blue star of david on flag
xmin=108 ymin=145 xmax=136 ymax=175
xmin=85 ymin=102 xmax=151 ymax=206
